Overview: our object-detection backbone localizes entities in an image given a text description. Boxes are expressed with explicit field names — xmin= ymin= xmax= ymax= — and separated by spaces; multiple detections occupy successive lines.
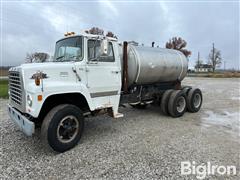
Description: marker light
xmin=64 ymin=32 xmax=75 ymax=37
xmin=37 ymin=95 xmax=42 ymax=101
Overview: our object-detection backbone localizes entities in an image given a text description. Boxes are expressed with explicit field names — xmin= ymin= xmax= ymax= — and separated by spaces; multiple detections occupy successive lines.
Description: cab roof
xmin=56 ymin=32 xmax=118 ymax=43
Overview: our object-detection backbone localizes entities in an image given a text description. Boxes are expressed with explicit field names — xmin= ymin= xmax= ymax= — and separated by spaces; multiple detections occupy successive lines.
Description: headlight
xmin=27 ymin=94 xmax=33 ymax=107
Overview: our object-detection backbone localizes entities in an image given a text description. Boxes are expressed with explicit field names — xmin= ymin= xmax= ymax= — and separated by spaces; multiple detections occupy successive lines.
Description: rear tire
xmin=181 ymin=86 xmax=191 ymax=95
xmin=187 ymin=88 xmax=202 ymax=113
xmin=41 ymin=104 xmax=84 ymax=153
xmin=160 ymin=89 xmax=174 ymax=115
xmin=168 ymin=90 xmax=187 ymax=118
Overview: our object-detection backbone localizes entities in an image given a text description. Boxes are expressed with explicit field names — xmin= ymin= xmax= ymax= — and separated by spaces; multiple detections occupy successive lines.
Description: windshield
xmin=54 ymin=36 xmax=83 ymax=62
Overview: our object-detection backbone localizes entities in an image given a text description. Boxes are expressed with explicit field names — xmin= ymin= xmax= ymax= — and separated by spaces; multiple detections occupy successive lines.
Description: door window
xmin=88 ymin=40 xmax=115 ymax=62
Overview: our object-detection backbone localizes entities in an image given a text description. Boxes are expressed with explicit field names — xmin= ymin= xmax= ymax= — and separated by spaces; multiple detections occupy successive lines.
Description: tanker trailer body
xmin=119 ymin=44 xmax=188 ymax=86
xmin=118 ymin=41 xmax=202 ymax=118
xmin=7 ymin=34 xmax=202 ymax=152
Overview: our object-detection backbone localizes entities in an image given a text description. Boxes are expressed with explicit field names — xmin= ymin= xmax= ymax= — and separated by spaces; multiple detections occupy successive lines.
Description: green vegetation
xmin=0 ymin=80 xmax=8 ymax=98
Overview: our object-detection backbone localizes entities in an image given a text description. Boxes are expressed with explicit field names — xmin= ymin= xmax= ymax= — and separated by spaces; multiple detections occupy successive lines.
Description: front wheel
xmin=41 ymin=104 xmax=84 ymax=153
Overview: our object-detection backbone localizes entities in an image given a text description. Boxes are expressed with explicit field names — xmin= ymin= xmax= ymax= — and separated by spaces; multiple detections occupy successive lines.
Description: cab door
xmin=86 ymin=39 xmax=121 ymax=101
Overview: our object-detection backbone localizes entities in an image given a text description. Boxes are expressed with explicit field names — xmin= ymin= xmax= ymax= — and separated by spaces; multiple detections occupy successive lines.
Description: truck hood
xmin=10 ymin=62 xmax=79 ymax=92
xmin=18 ymin=62 xmax=75 ymax=72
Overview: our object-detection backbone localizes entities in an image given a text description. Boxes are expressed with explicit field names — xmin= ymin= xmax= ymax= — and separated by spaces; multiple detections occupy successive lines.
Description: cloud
xmin=159 ymin=2 xmax=183 ymax=36
xmin=99 ymin=0 xmax=119 ymax=17
xmin=40 ymin=5 xmax=87 ymax=33
xmin=41 ymin=6 xmax=67 ymax=32
xmin=2 ymin=1 xmax=239 ymax=70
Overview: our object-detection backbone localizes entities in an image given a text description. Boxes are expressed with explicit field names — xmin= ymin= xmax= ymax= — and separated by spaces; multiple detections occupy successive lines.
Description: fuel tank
xmin=119 ymin=44 xmax=188 ymax=86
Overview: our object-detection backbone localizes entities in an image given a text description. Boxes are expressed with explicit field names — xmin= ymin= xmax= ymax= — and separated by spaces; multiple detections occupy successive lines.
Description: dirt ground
xmin=0 ymin=77 xmax=239 ymax=179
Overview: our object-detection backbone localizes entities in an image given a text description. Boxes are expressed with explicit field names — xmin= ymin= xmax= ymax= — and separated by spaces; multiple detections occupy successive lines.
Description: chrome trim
xmin=90 ymin=90 xmax=118 ymax=98
xmin=8 ymin=104 xmax=34 ymax=136
xmin=8 ymin=70 xmax=25 ymax=112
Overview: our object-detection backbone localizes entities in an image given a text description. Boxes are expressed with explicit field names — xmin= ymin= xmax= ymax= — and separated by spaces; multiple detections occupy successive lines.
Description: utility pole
xmin=224 ymin=61 xmax=226 ymax=71
xmin=197 ymin=52 xmax=200 ymax=72
xmin=212 ymin=43 xmax=215 ymax=62
xmin=212 ymin=43 xmax=215 ymax=72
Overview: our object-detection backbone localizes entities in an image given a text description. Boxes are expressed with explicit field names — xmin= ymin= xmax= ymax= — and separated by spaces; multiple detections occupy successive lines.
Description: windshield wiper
xmin=56 ymin=55 xmax=65 ymax=61
xmin=69 ymin=55 xmax=81 ymax=60
xmin=55 ymin=55 xmax=81 ymax=62
xmin=89 ymin=57 xmax=98 ymax=61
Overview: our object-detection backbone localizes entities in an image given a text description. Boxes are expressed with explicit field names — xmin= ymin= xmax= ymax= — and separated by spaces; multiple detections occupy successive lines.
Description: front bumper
xmin=8 ymin=104 xmax=35 ymax=136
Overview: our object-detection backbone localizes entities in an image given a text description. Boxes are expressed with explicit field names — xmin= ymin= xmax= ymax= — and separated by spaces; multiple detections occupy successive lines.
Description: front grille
xmin=9 ymin=71 xmax=23 ymax=106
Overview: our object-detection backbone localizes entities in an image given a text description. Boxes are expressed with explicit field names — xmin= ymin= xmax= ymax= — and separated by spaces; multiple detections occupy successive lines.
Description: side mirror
xmin=100 ymin=39 xmax=108 ymax=56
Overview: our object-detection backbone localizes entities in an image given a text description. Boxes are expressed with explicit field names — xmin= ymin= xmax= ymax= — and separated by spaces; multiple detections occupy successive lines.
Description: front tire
xmin=41 ymin=104 xmax=84 ymax=153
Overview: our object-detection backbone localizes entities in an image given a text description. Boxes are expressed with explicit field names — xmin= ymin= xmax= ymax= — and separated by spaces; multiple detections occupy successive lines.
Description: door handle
xmin=112 ymin=70 xmax=120 ymax=74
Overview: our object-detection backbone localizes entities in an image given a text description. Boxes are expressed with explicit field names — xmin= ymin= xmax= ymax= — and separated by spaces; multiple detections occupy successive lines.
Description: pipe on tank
xmin=152 ymin=42 xmax=155 ymax=47
xmin=122 ymin=41 xmax=128 ymax=93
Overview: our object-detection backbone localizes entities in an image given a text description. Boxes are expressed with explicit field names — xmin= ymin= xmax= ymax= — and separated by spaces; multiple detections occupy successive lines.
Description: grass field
xmin=0 ymin=80 xmax=8 ymax=98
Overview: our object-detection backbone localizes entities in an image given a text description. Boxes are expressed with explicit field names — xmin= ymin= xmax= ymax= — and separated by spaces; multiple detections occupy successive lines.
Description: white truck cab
xmin=8 ymin=32 xmax=202 ymax=152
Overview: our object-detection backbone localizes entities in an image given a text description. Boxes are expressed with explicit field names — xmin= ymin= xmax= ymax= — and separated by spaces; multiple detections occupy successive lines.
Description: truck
xmin=8 ymin=32 xmax=202 ymax=152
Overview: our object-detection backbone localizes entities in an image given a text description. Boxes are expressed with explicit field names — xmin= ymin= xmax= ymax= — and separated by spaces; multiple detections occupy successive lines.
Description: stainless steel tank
xmin=119 ymin=44 xmax=188 ymax=86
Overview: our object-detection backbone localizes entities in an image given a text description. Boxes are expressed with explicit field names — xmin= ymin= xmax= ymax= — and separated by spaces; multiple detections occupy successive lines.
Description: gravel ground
xmin=0 ymin=77 xmax=239 ymax=179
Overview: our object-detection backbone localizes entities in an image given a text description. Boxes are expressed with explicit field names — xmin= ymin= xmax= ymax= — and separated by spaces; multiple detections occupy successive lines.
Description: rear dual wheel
xmin=187 ymin=88 xmax=202 ymax=113
xmin=161 ymin=90 xmax=187 ymax=117
xmin=160 ymin=88 xmax=202 ymax=117
xmin=160 ymin=89 xmax=174 ymax=115
xmin=168 ymin=90 xmax=187 ymax=118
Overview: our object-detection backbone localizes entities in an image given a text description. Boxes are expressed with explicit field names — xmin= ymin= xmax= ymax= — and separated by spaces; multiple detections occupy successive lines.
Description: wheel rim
xmin=176 ymin=96 xmax=186 ymax=113
xmin=193 ymin=93 xmax=201 ymax=108
xmin=57 ymin=115 xmax=79 ymax=143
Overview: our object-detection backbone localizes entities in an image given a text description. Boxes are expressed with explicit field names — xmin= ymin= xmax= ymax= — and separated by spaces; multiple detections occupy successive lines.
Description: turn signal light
xmin=38 ymin=95 xmax=42 ymax=101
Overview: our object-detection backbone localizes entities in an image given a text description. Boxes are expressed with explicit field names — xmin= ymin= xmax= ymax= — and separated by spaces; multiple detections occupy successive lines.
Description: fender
xmin=25 ymin=82 xmax=94 ymax=118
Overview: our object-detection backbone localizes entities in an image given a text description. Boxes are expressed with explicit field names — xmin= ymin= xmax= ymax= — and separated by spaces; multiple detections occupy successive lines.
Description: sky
xmin=1 ymin=0 xmax=239 ymax=69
